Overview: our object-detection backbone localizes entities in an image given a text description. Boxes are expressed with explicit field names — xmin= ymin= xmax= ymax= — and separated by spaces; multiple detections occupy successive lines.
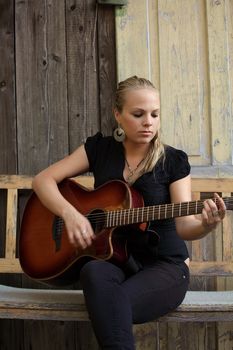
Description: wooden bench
xmin=0 ymin=175 xmax=233 ymax=323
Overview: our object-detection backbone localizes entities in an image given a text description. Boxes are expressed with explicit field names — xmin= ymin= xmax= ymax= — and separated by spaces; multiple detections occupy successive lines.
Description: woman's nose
xmin=142 ymin=114 xmax=153 ymax=126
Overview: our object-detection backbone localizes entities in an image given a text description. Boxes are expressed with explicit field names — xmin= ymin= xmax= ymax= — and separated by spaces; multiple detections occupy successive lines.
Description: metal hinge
xmin=97 ymin=0 xmax=128 ymax=6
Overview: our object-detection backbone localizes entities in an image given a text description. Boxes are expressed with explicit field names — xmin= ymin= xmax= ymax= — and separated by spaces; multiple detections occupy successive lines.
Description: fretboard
xmin=104 ymin=197 xmax=233 ymax=228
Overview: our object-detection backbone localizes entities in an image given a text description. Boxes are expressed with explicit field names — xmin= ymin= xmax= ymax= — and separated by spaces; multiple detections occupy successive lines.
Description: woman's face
xmin=114 ymin=88 xmax=160 ymax=146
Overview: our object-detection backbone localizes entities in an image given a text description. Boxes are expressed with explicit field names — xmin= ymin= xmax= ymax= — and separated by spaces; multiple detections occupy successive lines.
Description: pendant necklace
xmin=125 ymin=157 xmax=145 ymax=183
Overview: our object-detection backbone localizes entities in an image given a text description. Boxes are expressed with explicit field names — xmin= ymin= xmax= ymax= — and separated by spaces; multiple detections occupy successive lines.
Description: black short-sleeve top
xmin=84 ymin=132 xmax=190 ymax=260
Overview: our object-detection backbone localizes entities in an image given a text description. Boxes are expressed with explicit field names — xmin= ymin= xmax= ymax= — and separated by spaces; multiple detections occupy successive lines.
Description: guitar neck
xmin=105 ymin=197 xmax=233 ymax=228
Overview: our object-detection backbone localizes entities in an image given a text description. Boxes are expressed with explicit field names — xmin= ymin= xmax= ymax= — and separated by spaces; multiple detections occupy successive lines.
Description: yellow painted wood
xmin=0 ymin=259 xmax=22 ymax=273
xmin=146 ymin=0 xmax=160 ymax=89
xmin=0 ymin=175 xmax=94 ymax=190
xmin=190 ymin=190 xmax=203 ymax=261
xmin=115 ymin=0 xmax=233 ymax=175
xmin=191 ymin=178 xmax=233 ymax=192
xmin=0 ymin=175 xmax=33 ymax=189
xmin=115 ymin=0 xmax=160 ymax=87
xmin=158 ymin=0 xmax=209 ymax=162
xmin=5 ymin=189 xmax=18 ymax=259
xmin=222 ymin=193 xmax=233 ymax=261
xmin=206 ymin=0 xmax=232 ymax=164
xmin=115 ymin=0 xmax=151 ymax=82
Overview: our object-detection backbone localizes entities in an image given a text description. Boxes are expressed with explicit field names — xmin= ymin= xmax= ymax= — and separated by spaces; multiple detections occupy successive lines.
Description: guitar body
xmin=19 ymin=179 xmax=145 ymax=286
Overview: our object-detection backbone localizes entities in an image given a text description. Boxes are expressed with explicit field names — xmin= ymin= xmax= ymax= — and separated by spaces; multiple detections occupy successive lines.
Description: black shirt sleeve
xmin=84 ymin=132 xmax=104 ymax=172
xmin=165 ymin=146 xmax=191 ymax=184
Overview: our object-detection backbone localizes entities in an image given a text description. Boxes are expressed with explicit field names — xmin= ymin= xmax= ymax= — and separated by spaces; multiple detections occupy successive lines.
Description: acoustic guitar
xmin=19 ymin=178 xmax=233 ymax=286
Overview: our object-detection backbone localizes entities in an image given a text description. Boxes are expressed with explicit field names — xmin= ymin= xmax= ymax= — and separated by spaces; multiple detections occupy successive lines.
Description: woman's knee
xmin=80 ymin=260 xmax=125 ymax=287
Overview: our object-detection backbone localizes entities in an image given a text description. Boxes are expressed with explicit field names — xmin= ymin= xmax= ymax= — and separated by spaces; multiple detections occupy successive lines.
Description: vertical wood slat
xmin=222 ymin=191 xmax=233 ymax=261
xmin=15 ymin=0 xmax=69 ymax=174
xmin=217 ymin=190 xmax=233 ymax=350
xmin=0 ymin=0 xmax=17 ymax=173
xmin=115 ymin=0 xmax=160 ymax=88
xmin=158 ymin=0 xmax=209 ymax=159
xmin=66 ymin=0 xmax=100 ymax=152
xmin=115 ymin=0 xmax=151 ymax=82
xmin=191 ymin=191 xmax=203 ymax=261
xmin=206 ymin=0 xmax=232 ymax=164
xmin=5 ymin=189 xmax=17 ymax=259
xmin=97 ymin=3 xmax=117 ymax=134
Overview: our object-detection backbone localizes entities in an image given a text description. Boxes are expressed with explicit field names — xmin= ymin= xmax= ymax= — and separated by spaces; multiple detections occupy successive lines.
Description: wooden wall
xmin=1 ymin=0 xmax=233 ymax=349
xmin=115 ymin=1 xmax=233 ymax=349
xmin=0 ymin=0 xmax=117 ymax=349
xmin=116 ymin=0 xmax=233 ymax=176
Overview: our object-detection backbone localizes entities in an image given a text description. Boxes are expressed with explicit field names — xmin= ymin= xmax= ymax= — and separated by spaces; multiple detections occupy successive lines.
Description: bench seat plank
xmin=0 ymin=285 xmax=232 ymax=322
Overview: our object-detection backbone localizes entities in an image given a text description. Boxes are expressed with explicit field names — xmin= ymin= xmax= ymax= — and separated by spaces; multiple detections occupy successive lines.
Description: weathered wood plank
xmin=115 ymin=0 xmax=151 ymax=81
xmin=191 ymin=178 xmax=233 ymax=192
xmin=15 ymin=0 xmax=69 ymax=174
xmin=1 ymin=175 xmax=232 ymax=192
xmin=0 ymin=174 xmax=94 ymax=189
xmin=0 ymin=286 xmax=233 ymax=321
xmin=0 ymin=0 xmax=17 ymax=174
xmin=0 ymin=4 xmax=23 ymax=347
xmin=5 ymin=190 xmax=18 ymax=259
xmin=66 ymin=0 xmax=100 ymax=152
xmin=190 ymin=261 xmax=233 ymax=276
xmin=0 ymin=0 xmax=17 ymax=267
xmin=0 ymin=175 xmax=33 ymax=189
xmin=206 ymin=0 xmax=232 ymax=165
xmin=0 ymin=259 xmax=22 ymax=273
xmin=97 ymin=3 xmax=117 ymax=134
xmin=158 ymin=0 xmax=210 ymax=164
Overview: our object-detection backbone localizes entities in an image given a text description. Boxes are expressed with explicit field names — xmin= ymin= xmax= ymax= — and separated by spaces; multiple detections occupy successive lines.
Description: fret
xmin=127 ymin=208 xmax=130 ymax=225
xmin=195 ymin=200 xmax=198 ymax=214
xmin=136 ymin=207 xmax=139 ymax=223
xmin=142 ymin=208 xmax=144 ymax=222
xmin=158 ymin=205 xmax=161 ymax=220
xmin=131 ymin=208 xmax=135 ymax=225
xmin=107 ymin=211 xmax=110 ymax=227
xmin=123 ymin=209 xmax=126 ymax=225
xmin=181 ymin=203 xmax=186 ymax=216
xmin=187 ymin=201 xmax=189 ymax=215
xmin=164 ymin=204 xmax=167 ymax=219
xmin=114 ymin=210 xmax=118 ymax=226
xmin=118 ymin=210 xmax=122 ymax=226
xmin=171 ymin=203 xmax=174 ymax=218
xmin=110 ymin=210 xmax=114 ymax=227
xmin=179 ymin=203 xmax=181 ymax=217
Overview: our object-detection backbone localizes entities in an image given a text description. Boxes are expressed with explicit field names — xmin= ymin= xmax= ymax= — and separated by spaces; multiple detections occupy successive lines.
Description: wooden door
xmin=115 ymin=1 xmax=233 ymax=349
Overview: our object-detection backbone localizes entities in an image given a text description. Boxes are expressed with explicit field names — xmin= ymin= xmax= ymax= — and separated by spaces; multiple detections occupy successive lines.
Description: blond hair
xmin=114 ymin=76 xmax=165 ymax=174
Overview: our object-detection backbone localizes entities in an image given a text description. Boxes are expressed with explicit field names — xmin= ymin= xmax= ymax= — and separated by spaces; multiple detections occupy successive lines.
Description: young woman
xmin=32 ymin=76 xmax=226 ymax=349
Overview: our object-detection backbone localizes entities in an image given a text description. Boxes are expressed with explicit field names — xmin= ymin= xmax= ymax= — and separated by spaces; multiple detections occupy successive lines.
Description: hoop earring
xmin=113 ymin=125 xmax=125 ymax=142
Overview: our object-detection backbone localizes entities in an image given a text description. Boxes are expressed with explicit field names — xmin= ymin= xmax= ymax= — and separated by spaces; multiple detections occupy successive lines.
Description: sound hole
xmin=87 ymin=209 xmax=105 ymax=235
xmin=52 ymin=216 xmax=63 ymax=252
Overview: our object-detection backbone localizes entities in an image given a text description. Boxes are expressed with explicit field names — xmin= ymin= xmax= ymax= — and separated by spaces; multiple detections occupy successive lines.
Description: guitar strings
xmin=55 ymin=197 xmax=233 ymax=227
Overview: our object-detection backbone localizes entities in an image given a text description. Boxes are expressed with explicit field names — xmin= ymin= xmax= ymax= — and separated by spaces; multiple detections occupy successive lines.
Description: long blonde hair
xmin=114 ymin=75 xmax=165 ymax=174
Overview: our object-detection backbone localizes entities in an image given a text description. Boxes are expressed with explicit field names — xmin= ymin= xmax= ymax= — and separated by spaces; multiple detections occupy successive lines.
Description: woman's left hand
xmin=202 ymin=193 xmax=226 ymax=232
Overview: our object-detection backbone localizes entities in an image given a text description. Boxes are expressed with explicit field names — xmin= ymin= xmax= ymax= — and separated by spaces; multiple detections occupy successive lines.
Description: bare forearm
xmin=32 ymin=174 xmax=74 ymax=219
xmin=176 ymin=215 xmax=215 ymax=241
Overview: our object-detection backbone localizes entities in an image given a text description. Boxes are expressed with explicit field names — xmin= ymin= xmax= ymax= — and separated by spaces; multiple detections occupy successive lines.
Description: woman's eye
xmin=133 ymin=113 xmax=142 ymax=118
xmin=152 ymin=114 xmax=159 ymax=118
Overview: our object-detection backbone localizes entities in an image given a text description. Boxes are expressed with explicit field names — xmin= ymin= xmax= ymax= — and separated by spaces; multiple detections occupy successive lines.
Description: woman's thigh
xmin=122 ymin=259 xmax=189 ymax=323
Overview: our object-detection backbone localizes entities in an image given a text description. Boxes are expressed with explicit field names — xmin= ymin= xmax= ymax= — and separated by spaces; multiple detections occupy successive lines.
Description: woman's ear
xmin=114 ymin=108 xmax=121 ymax=124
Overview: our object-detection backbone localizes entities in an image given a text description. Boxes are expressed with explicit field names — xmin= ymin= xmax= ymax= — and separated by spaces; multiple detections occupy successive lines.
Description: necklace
xmin=125 ymin=157 xmax=145 ymax=183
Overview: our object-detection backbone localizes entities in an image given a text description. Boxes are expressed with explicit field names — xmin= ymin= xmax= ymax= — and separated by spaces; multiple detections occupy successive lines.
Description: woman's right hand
xmin=62 ymin=206 xmax=95 ymax=250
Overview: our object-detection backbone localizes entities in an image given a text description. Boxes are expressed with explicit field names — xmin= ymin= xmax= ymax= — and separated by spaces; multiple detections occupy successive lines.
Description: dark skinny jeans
xmin=80 ymin=257 xmax=189 ymax=350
